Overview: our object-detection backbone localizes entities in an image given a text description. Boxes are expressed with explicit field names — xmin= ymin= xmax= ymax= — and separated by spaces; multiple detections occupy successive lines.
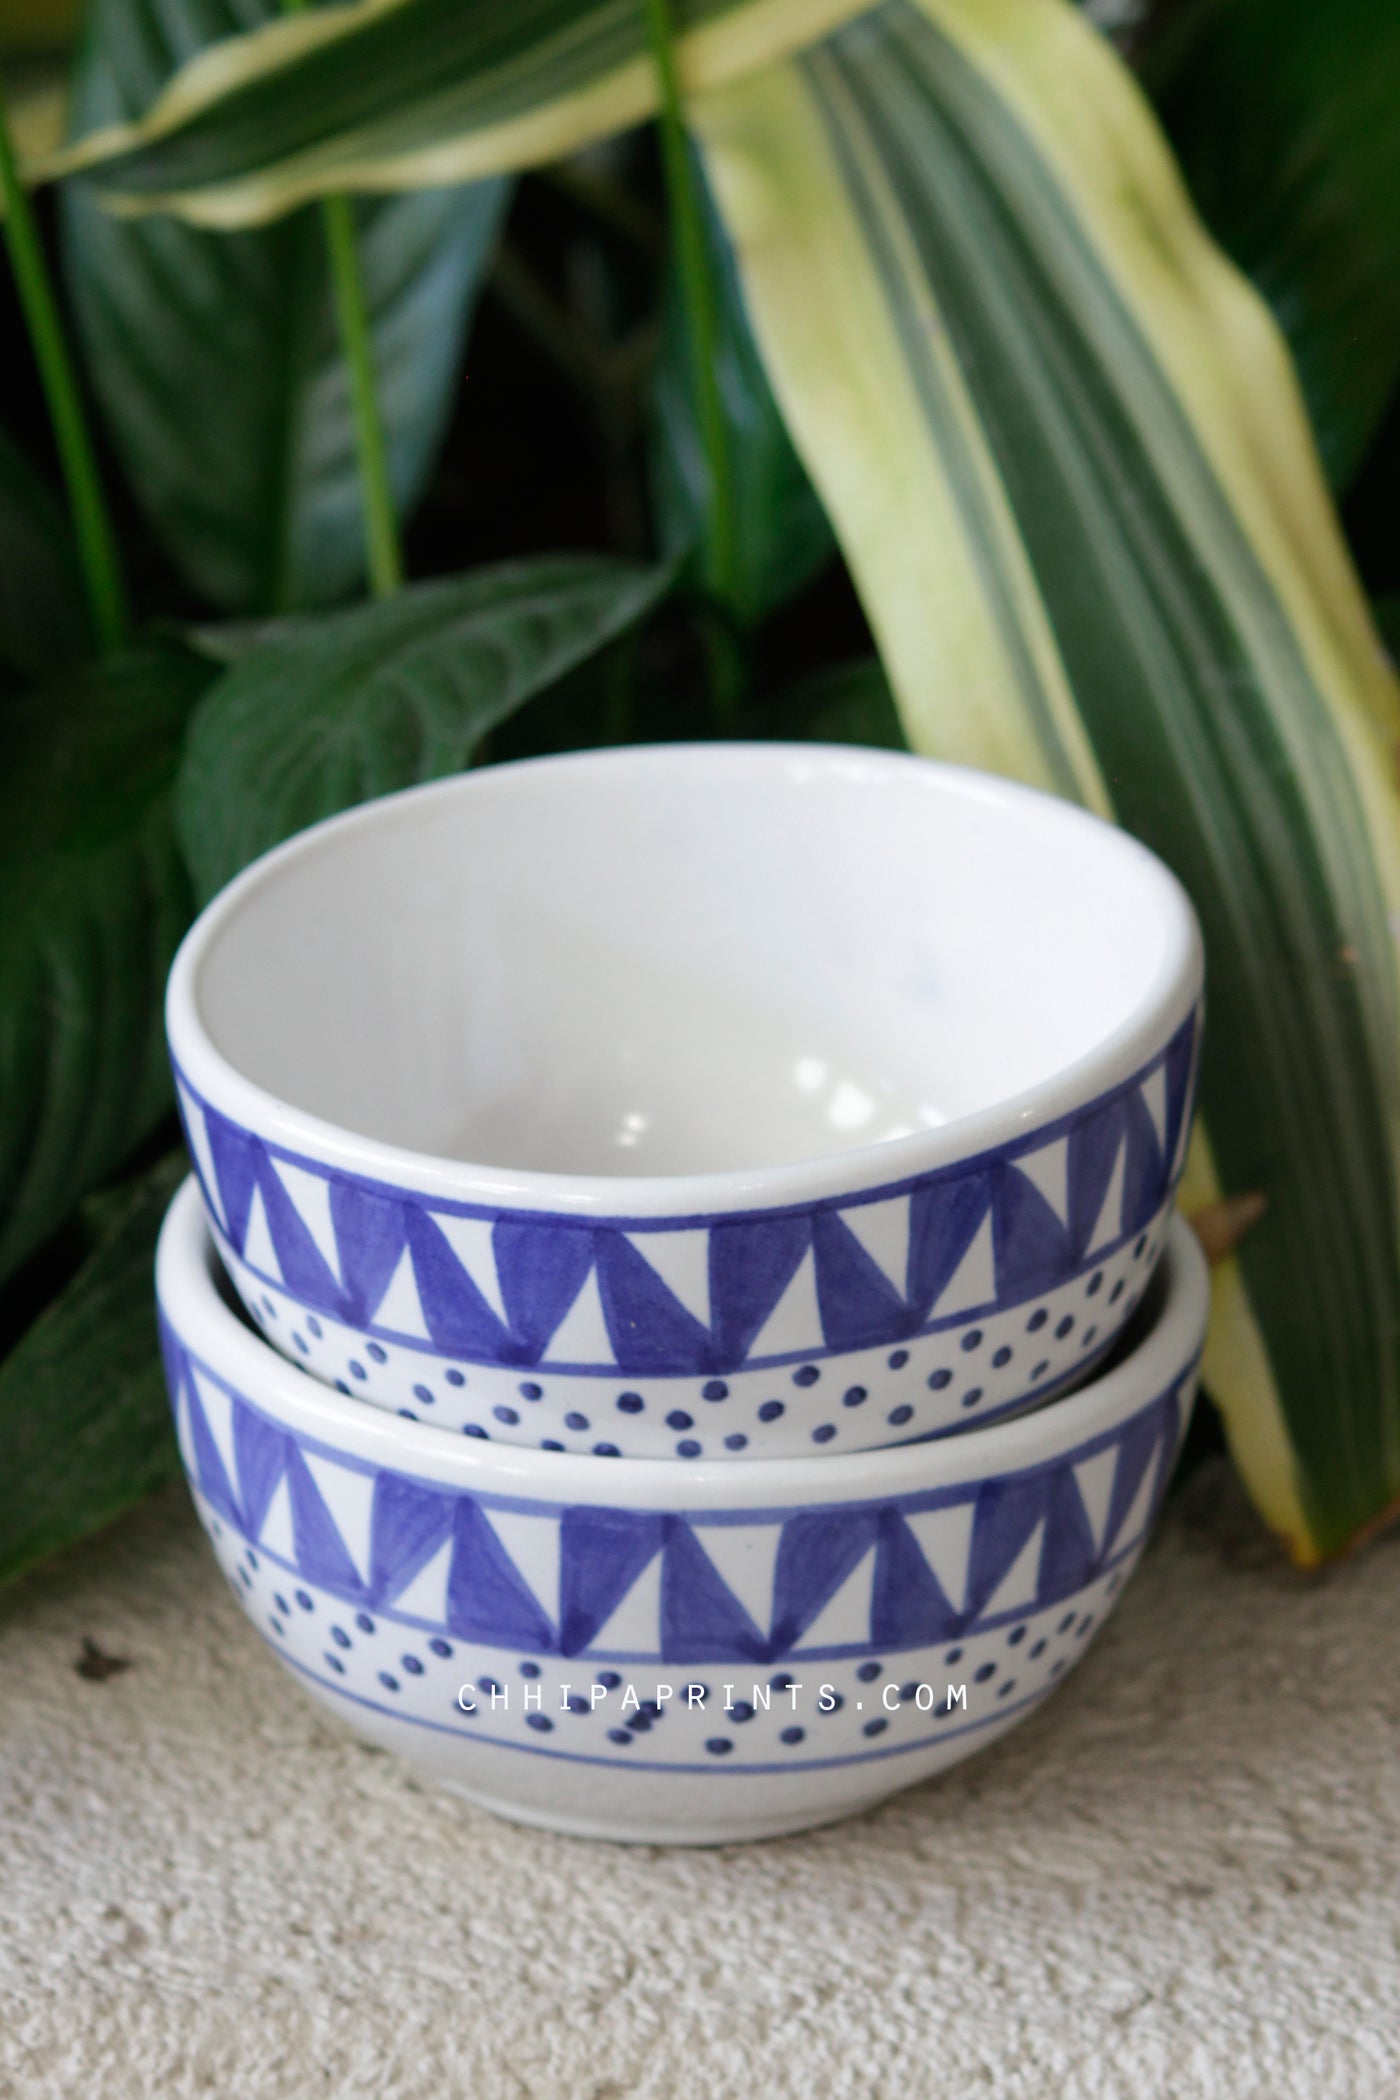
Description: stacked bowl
xmin=156 ymin=744 xmax=1207 ymax=1843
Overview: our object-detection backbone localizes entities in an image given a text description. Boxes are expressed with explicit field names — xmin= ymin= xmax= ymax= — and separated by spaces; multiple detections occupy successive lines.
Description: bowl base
xmin=433 ymin=1777 xmax=899 ymax=1847
xmin=290 ymin=1670 xmax=1035 ymax=1846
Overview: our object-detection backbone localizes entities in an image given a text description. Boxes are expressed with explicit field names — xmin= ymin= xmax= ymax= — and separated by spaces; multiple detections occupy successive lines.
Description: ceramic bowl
xmin=167 ymin=744 xmax=1202 ymax=1460
xmin=157 ymin=1176 xmax=1207 ymax=1845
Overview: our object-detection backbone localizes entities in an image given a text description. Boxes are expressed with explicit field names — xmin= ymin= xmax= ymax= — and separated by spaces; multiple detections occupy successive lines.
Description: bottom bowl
xmin=156 ymin=1178 xmax=1207 ymax=1845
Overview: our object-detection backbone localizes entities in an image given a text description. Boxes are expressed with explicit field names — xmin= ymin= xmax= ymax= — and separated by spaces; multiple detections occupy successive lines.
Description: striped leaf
xmin=694 ymin=0 xmax=1400 ymax=1562
xmin=47 ymin=0 xmax=870 ymax=226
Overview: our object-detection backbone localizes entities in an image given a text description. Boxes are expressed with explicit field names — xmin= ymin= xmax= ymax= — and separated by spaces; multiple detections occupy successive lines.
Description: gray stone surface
xmin=1 ymin=1458 xmax=1397 ymax=2098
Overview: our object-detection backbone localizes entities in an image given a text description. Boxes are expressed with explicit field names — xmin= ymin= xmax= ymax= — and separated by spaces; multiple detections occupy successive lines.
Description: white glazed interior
xmin=169 ymin=745 xmax=1202 ymax=1205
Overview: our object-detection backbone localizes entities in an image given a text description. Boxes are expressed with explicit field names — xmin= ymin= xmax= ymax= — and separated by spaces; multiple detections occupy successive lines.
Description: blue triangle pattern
xmin=990 ymin=1159 xmax=1072 ymax=1300
xmin=661 ymin=1519 xmax=769 ymax=1661
xmin=329 ymin=1179 xmax=408 ymax=1329
xmin=1067 ymin=1098 xmax=1130 ymax=1259
xmin=558 ymin=1507 xmax=666 ymax=1656
xmin=232 ymin=1398 xmax=288 ymax=1539
xmin=257 ymin=1161 xmax=344 ymax=1310
xmin=204 ymin=1111 xmax=261 ymax=1252
xmin=446 ymin=1500 xmax=555 ymax=1650
xmin=597 ymin=1231 xmax=713 ymax=1375
xmin=871 ymin=1507 xmax=962 ymax=1647
xmin=174 ymin=1095 xmax=220 ymax=1223
xmin=1103 ymin=1405 xmax=1165 ymax=1549
xmin=812 ymin=1212 xmax=913 ymax=1352
xmin=770 ymin=1509 xmax=879 ymax=1652
xmin=166 ymin=1324 xmax=1186 ymax=1656
xmin=1121 ymin=1087 xmax=1168 ymax=1238
xmin=1039 ymin=1466 xmax=1101 ymax=1596
xmin=370 ymin=1475 xmax=452 ymax=1606
xmin=494 ymin=1220 xmax=594 ymax=1361
xmin=708 ymin=1214 xmax=811 ymax=1361
xmin=408 ymin=1210 xmax=519 ymax=1362
xmin=176 ymin=1026 xmax=1199 ymax=1374
xmin=965 ymin=1473 xmax=1052 ymax=1621
xmin=285 ymin=1447 xmax=365 ymax=1595
xmin=907 ymin=1173 xmax=993 ymax=1321
xmin=185 ymin=1372 xmax=241 ymax=1525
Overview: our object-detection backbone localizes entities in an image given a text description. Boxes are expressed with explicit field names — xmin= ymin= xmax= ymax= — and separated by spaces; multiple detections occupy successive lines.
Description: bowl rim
xmin=158 ymin=1176 xmax=1208 ymax=1510
xmin=165 ymin=744 xmax=1204 ymax=1219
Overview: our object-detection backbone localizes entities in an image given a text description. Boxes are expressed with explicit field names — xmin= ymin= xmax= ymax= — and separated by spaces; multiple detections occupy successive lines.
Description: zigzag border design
xmin=173 ymin=1004 xmax=1202 ymax=1378
xmin=162 ymin=1315 xmax=1194 ymax=1665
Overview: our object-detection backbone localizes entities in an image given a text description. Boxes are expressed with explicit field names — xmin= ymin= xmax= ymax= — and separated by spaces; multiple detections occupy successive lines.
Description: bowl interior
xmin=186 ymin=746 xmax=1193 ymax=1179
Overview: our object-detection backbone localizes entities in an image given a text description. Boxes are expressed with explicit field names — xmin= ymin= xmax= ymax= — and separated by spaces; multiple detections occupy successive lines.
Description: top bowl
xmin=167 ymin=743 xmax=1203 ymax=1460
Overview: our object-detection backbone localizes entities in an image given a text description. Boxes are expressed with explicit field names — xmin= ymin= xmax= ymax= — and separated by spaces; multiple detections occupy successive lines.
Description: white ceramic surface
xmin=157 ymin=1178 xmax=1208 ymax=1845
xmin=167 ymin=745 xmax=1203 ymax=1457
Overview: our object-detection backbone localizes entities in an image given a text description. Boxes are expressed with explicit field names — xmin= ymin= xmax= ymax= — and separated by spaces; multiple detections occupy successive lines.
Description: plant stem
xmin=320 ymin=193 xmax=402 ymax=596
xmin=641 ymin=0 xmax=740 ymax=687
xmin=278 ymin=0 xmax=400 ymax=596
xmin=0 ymin=71 xmax=128 ymax=653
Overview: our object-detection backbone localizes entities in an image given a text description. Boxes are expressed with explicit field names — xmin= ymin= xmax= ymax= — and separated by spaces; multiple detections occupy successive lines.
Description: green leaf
xmin=697 ymin=0 xmax=1400 ymax=1562
xmin=0 ymin=643 xmax=213 ymax=1283
xmin=650 ymin=148 xmax=833 ymax=624
xmin=0 ymin=1152 xmax=185 ymax=1591
xmin=49 ymin=0 xmax=870 ymax=225
xmin=1140 ymin=0 xmax=1400 ymax=491
xmin=60 ymin=0 xmax=509 ymax=614
xmin=0 ymin=424 xmax=89 ymax=678
xmin=176 ymin=556 xmax=673 ymax=900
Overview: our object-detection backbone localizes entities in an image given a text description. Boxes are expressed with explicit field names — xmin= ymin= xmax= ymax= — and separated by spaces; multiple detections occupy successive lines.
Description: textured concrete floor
xmin=1 ymin=1456 xmax=1397 ymax=2099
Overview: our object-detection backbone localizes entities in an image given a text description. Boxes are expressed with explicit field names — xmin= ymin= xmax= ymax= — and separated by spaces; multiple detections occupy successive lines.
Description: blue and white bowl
xmin=167 ymin=745 xmax=1203 ymax=1459
xmin=157 ymin=1178 xmax=1208 ymax=1844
